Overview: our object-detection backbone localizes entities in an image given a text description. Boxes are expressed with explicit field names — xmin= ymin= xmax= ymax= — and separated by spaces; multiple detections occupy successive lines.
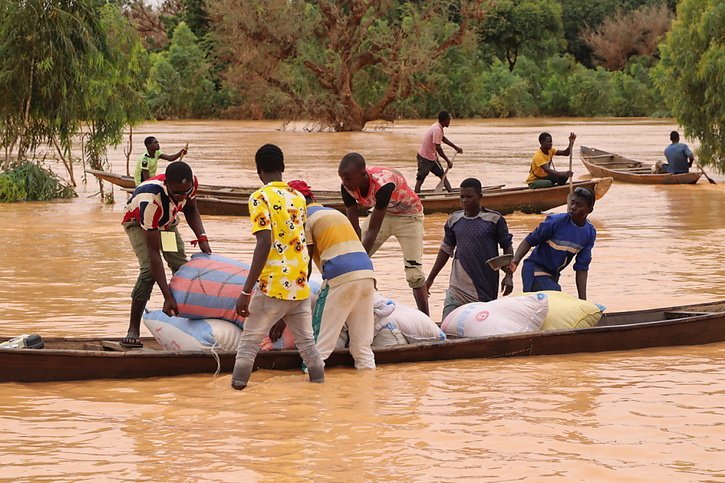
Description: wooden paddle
xmin=695 ymin=160 xmax=716 ymax=184
xmin=434 ymin=152 xmax=456 ymax=192
xmin=179 ymin=142 xmax=189 ymax=161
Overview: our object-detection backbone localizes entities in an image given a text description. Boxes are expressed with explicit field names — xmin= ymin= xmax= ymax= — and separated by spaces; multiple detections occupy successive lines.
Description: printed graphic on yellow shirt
xmin=248 ymin=182 xmax=310 ymax=300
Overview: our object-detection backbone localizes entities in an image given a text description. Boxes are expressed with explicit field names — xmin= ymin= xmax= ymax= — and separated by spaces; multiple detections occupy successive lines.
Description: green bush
xmin=0 ymin=162 xmax=76 ymax=202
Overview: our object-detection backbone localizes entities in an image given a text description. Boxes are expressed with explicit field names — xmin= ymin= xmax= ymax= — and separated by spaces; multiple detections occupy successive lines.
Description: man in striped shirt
xmin=121 ymin=161 xmax=211 ymax=347
xmin=288 ymin=180 xmax=376 ymax=369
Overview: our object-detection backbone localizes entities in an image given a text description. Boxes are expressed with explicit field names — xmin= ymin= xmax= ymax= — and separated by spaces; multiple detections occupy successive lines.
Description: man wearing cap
xmin=287 ymin=180 xmax=376 ymax=369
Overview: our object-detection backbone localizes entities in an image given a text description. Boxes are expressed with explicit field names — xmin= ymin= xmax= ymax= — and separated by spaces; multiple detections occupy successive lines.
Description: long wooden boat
xmin=2 ymin=299 xmax=723 ymax=383
xmin=191 ymin=178 xmax=612 ymax=217
xmin=87 ymin=169 xmax=484 ymax=201
xmin=580 ymin=146 xmax=701 ymax=184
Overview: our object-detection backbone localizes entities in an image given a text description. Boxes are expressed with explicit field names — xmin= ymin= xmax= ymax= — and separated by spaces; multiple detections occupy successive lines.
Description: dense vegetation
xmin=0 ymin=0 xmax=722 ymax=178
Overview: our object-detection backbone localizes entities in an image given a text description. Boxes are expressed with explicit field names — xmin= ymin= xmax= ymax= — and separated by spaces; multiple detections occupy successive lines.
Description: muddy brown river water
xmin=1 ymin=119 xmax=723 ymax=480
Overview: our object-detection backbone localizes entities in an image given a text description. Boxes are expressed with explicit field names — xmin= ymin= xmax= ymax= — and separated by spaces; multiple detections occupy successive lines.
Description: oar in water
xmin=434 ymin=152 xmax=457 ymax=193
xmin=695 ymin=160 xmax=716 ymax=184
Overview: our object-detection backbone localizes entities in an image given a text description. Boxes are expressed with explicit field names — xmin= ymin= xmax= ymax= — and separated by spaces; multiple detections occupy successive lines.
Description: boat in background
xmin=580 ymin=146 xmax=702 ymax=184
xmin=191 ymin=178 xmax=612 ymax=216
xmin=1 ymin=299 xmax=723 ymax=383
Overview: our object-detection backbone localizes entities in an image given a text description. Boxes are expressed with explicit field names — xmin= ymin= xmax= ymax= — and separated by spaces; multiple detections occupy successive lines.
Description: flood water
xmin=1 ymin=119 xmax=724 ymax=480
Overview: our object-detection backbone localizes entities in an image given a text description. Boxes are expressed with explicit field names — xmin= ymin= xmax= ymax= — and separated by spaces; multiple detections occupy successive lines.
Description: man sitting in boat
xmin=134 ymin=136 xmax=188 ymax=186
xmin=286 ymin=179 xmax=376 ymax=370
xmin=653 ymin=131 xmax=695 ymax=174
xmin=508 ymin=187 xmax=596 ymax=300
xmin=338 ymin=153 xmax=429 ymax=315
xmin=526 ymin=132 xmax=576 ymax=189
xmin=425 ymin=177 xmax=514 ymax=320
xmin=121 ymin=161 xmax=212 ymax=348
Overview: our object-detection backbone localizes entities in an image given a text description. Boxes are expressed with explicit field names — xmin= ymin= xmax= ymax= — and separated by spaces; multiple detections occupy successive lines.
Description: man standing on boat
xmin=526 ymin=132 xmax=576 ymax=189
xmin=414 ymin=111 xmax=463 ymax=193
xmin=654 ymin=131 xmax=695 ymax=174
xmin=121 ymin=161 xmax=211 ymax=348
xmin=338 ymin=153 xmax=430 ymax=315
xmin=134 ymin=136 xmax=188 ymax=186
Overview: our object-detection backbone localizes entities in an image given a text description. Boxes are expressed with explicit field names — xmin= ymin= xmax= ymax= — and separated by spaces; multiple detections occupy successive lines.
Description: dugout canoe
xmin=580 ymin=146 xmax=701 ymax=184
xmin=191 ymin=178 xmax=612 ymax=217
xmin=86 ymin=169 xmax=481 ymax=200
xmin=2 ymin=299 xmax=723 ymax=383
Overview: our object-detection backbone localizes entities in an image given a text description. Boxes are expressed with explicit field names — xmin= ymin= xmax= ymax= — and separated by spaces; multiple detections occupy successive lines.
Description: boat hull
xmin=194 ymin=179 xmax=612 ymax=217
xmin=2 ymin=300 xmax=723 ymax=383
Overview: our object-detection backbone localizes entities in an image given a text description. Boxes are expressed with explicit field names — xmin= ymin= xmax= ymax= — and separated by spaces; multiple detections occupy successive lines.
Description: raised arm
xmin=160 ymin=147 xmax=188 ymax=161
xmin=555 ymin=132 xmax=577 ymax=157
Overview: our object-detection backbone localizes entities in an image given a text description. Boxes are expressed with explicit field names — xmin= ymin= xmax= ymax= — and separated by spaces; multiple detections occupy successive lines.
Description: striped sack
xmin=169 ymin=253 xmax=250 ymax=327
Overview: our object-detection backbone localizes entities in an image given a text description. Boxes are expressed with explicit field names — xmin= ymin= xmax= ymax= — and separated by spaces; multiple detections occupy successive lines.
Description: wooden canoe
xmin=2 ymin=299 xmax=723 ymax=383
xmin=580 ymin=146 xmax=701 ymax=184
xmin=192 ymin=179 xmax=612 ymax=217
xmin=86 ymin=169 xmax=487 ymax=201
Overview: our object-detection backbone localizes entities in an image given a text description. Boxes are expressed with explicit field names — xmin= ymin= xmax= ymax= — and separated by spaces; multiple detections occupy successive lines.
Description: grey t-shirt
xmin=664 ymin=143 xmax=693 ymax=174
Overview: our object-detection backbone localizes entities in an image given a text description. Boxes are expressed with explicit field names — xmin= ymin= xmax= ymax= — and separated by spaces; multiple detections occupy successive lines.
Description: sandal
xmin=119 ymin=337 xmax=144 ymax=348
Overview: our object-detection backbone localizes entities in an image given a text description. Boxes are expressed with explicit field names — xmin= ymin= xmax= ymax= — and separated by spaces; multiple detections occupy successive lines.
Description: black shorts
xmin=416 ymin=154 xmax=444 ymax=181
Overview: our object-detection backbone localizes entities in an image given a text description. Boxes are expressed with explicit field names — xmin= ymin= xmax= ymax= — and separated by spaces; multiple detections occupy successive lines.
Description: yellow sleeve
xmin=248 ymin=192 xmax=271 ymax=233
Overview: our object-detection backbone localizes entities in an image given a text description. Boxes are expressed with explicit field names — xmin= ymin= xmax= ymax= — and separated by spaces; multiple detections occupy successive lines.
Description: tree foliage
xmin=479 ymin=0 xmax=564 ymax=71
xmin=0 ymin=0 xmax=149 ymax=187
xmin=209 ymin=0 xmax=486 ymax=131
xmin=655 ymin=0 xmax=724 ymax=169
xmin=147 ymin=22 xmax=215 ymax=118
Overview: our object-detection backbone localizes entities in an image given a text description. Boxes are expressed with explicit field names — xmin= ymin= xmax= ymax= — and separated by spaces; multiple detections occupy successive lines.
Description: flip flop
xmin=120 ymin=337 xmax=143 ymax=348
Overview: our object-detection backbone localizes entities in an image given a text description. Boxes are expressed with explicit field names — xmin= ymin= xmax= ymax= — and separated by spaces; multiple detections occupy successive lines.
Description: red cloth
xmin=288 ymin=180 xmax=315 ymax=200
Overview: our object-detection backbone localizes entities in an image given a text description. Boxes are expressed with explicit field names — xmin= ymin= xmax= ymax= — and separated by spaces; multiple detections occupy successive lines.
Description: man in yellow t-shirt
xmin=526 ymin=132 xmax=576 ymax=188
xmin=231 ymin=144 xmax=324 ymax=390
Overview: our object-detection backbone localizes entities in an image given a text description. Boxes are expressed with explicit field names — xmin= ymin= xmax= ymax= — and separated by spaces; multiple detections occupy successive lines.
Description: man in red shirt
xmin=338 ymin=153 xmax=429 ymax=315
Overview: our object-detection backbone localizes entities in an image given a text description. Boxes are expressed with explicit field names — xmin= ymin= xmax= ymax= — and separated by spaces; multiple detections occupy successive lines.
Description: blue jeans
xmin=522 ymin=262 xmax=561 ymax=292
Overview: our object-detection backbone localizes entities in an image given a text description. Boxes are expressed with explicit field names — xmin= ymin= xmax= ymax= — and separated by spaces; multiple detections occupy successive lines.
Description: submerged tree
xmin=209 ymin=0 xmax=487 ymax=131
xmin=655 ymin=0 xmax=724 ymax=169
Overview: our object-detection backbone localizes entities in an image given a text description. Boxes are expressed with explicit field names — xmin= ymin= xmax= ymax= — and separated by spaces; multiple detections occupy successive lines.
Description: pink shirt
xmin=418 ymin=122 xmax=444 ymax=160
xmin=346 ymin=167 xmax=423 ymax=216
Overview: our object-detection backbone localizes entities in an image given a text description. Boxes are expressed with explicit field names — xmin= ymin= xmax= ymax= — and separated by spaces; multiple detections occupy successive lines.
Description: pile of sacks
xmin=143 ymin=253 xmax=442 ymax=352
xmin=440 ymin=291 xmax=606 ymax=338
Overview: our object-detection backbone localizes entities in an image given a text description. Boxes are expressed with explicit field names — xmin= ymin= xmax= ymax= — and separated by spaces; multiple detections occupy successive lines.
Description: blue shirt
xmin=441 ymin=209 xmax=513 ymax=303
xmin=524 ymin=213 xmax=596 ymax=279
xmin=664 ymin=143 xmax=693 ymax=174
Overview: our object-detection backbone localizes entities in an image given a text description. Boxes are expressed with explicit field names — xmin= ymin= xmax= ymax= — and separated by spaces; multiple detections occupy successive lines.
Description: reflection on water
xmin=0 ymin=346 xmax=723 ymax=481
xmin=1 ymin=119 xmax=724 ymax=479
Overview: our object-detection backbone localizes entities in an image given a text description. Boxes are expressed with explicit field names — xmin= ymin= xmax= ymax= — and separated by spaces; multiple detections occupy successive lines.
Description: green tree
xmin=147 ymin=22 xmax=215 ymax=118
xmin=209 ymin=0 xmax=486 ymax=131
xmin=655 ymin=0 xmax=724 ymax=169
xmin=479 ymin=0 xmax=565 ymax=71
xmin=0 ymin=1 xmax=149 ymax=186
